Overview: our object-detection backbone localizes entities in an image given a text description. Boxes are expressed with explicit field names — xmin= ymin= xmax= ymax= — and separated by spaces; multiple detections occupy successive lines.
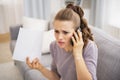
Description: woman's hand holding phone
xmin=71 ymin=30 xmax=84 ymax=56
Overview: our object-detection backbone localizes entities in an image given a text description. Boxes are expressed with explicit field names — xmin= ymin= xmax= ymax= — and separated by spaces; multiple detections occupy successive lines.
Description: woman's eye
xmin=63 ymin=31 xmax=69 ymax=34
xmin=55 ymin=30 xmax=59 ymax=33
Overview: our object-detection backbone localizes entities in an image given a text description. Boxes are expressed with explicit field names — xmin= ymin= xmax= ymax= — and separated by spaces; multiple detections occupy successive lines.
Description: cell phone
xmin=70 ymin=27 xmax=81 ymax=46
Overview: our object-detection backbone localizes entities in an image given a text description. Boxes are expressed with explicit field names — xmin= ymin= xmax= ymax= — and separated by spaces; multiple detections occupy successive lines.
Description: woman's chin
xmin=58 ymin=44 xmax=65 ymax=48
xmin=57 ymin=43 xmax=65 ymax=48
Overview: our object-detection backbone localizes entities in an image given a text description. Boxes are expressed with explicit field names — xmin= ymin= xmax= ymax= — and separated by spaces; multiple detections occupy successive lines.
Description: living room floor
xmin=0 ymin=33 xmax=23 ymax=80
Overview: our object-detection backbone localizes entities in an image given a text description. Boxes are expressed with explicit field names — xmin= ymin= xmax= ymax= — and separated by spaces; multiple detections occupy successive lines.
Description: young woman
xmin=26 ymin=4 xmax=98 ymax=80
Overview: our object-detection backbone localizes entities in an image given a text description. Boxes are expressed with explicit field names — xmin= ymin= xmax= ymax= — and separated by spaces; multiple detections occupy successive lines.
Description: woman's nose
xmin=58 ymin=34 xmax=63 ymax=40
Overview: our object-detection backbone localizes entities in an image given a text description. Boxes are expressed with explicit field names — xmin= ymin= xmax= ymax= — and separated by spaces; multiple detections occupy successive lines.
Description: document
xmin=12 ymin=28 xmax=43 ymax=62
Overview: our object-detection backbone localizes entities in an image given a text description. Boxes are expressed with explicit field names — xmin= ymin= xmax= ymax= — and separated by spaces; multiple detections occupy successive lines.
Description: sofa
xmin=9 ymin=18 xmax=120 ymax=80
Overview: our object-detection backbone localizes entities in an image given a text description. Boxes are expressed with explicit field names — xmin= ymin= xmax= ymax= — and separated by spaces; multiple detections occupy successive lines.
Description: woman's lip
xmin=58 ymin=41 xmax=64 ymax=44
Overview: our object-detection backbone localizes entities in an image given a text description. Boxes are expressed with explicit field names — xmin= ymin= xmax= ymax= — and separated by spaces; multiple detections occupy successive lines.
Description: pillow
xmin=41 ymin=29 xmax=55 ymax=54
xmin=22 ymin=17 xmax=48 ymax=31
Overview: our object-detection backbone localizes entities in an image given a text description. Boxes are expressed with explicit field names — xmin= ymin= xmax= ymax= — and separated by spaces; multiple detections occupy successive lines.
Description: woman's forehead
xmin=53 ymin=20 xmax=75 ymax=29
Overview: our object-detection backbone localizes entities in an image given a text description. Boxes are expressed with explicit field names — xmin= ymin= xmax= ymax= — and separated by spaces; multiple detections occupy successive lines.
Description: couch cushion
xmin=10 ymin=40 xmax=16 ymax=54
xmin=25 ymin=69 xmax=47 ymax=80
xmin=90 ymin=26 xmax=120 ymax=80
xmin=9 ymin=24 xmax=23 ymax=40
xmin=41 ymin=29 xmax=55 ymax=54
xmin=23 ymin=17 xmax=49 ymax=31
xmin=40 ymin=54 xmax=52 ymax=67
xmin=15 ymin=60 xmax=30 ymax=78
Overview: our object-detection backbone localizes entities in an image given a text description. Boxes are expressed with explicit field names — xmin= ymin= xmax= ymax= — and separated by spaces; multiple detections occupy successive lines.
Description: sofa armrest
xmin=9 ymin=24 xmax=23 ymax=40
xmin=90 ymin=26 xmax=120 ymax=80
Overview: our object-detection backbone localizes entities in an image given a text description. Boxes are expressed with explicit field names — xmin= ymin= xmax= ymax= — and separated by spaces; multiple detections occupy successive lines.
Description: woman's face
xmin=53 ymin=20 xmax=75 ymax=49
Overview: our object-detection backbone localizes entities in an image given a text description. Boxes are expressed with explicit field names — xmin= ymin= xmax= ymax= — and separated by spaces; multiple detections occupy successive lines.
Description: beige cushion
xmin=22 ymin=17 xmax=48 ymax=31
xmin=41 ymin=29 xmax=55 ymax=54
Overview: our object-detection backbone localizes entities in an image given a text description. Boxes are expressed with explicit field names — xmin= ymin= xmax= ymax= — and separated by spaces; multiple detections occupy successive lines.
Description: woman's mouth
xmin=58 ymin=41 xmax=65 ymax=46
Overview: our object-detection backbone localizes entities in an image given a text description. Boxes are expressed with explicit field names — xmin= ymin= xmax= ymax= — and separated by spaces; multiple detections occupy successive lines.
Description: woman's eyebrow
xmin=62 ymin=30 xmax=71 ymax=33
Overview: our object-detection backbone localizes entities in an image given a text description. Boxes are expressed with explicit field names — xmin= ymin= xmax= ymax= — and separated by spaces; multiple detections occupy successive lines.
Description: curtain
xmin=0 ymin=0 xmax=23 ymax=34
xmin=95 ymin=0 xmax=120 ymax=28
xmin=24 ymin=0 xmax=65 ymax=20
xmin=24 ymin=0 xmax=51 ymax=20
xmin=95 ymin=0 xmax=120 ymax=39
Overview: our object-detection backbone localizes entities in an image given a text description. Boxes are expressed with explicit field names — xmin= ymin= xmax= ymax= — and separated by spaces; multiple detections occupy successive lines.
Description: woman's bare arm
xmin=72 ymin=30 xmax=92 ymax=80
xmin=26 ymin=57 xmax=60 ymax=80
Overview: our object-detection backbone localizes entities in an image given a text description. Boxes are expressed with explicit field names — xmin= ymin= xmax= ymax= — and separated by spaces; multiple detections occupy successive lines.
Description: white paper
xmin=12 ymin=28 xmax=43 ymax=62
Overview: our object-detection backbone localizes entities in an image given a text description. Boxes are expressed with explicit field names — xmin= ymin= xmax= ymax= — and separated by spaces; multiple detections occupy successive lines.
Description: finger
xmin=26 ymin=57 xmax=30 ymax=64
xmin=31 ymin=59 xmax=35 ymax=65
xmin=32 ymin=58 xmax=38 ymax=64
xmin=26 ymin=57 xmax=32 ymax=68
xmin=31 ymin=60 xmax=36 ymax=68
xmin=33 ymin=58 xmax=37 ymax=63
xmin=32 ymin=62 xmax=36 ymax=68
xmin=71 ymin=36 xmax=76 ymax=44
xmin=36 ymin=62 xmax=40 ymax=68
xmin=77 ymin=32 xmax=84 ymax=46
xmin=73 ymin=31 xmax=79 ymax=41
xmin=34 ymin=58 xmax=40 ymax=64
xmin=36 ymin=58 xmax=42 ymax=67
xmin=35 ymin=58 xmax=39 ymax=61
xmin=33 ymin=61 xmax=39 ymax=69
xmin=77 ymin=30 xmax=82 ymax=41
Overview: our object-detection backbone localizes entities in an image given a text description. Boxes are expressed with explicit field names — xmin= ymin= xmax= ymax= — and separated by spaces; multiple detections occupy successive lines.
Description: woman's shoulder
xmin=83 ymin=40 xmax=98 ymax=55
xmin=50 ymin=41 xmax=57 ymax=48
xmin=86 ymin=40 xmax=97 ymax=49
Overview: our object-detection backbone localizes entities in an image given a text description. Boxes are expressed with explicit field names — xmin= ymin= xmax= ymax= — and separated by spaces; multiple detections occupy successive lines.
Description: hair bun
xmin=66 ymin=4 xmax=84 ymax=18
xmin=66 ymin=3 xmax=74 ymax=8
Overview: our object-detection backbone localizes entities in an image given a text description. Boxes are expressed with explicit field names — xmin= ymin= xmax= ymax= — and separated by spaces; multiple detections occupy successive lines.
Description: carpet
xmin=0 ymin=61 xmax=23 ymax=80
xmin=0 ymin=41 xmax=23 ymax=80
xmin=0 ymin=41 xmax=12 ymax=63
